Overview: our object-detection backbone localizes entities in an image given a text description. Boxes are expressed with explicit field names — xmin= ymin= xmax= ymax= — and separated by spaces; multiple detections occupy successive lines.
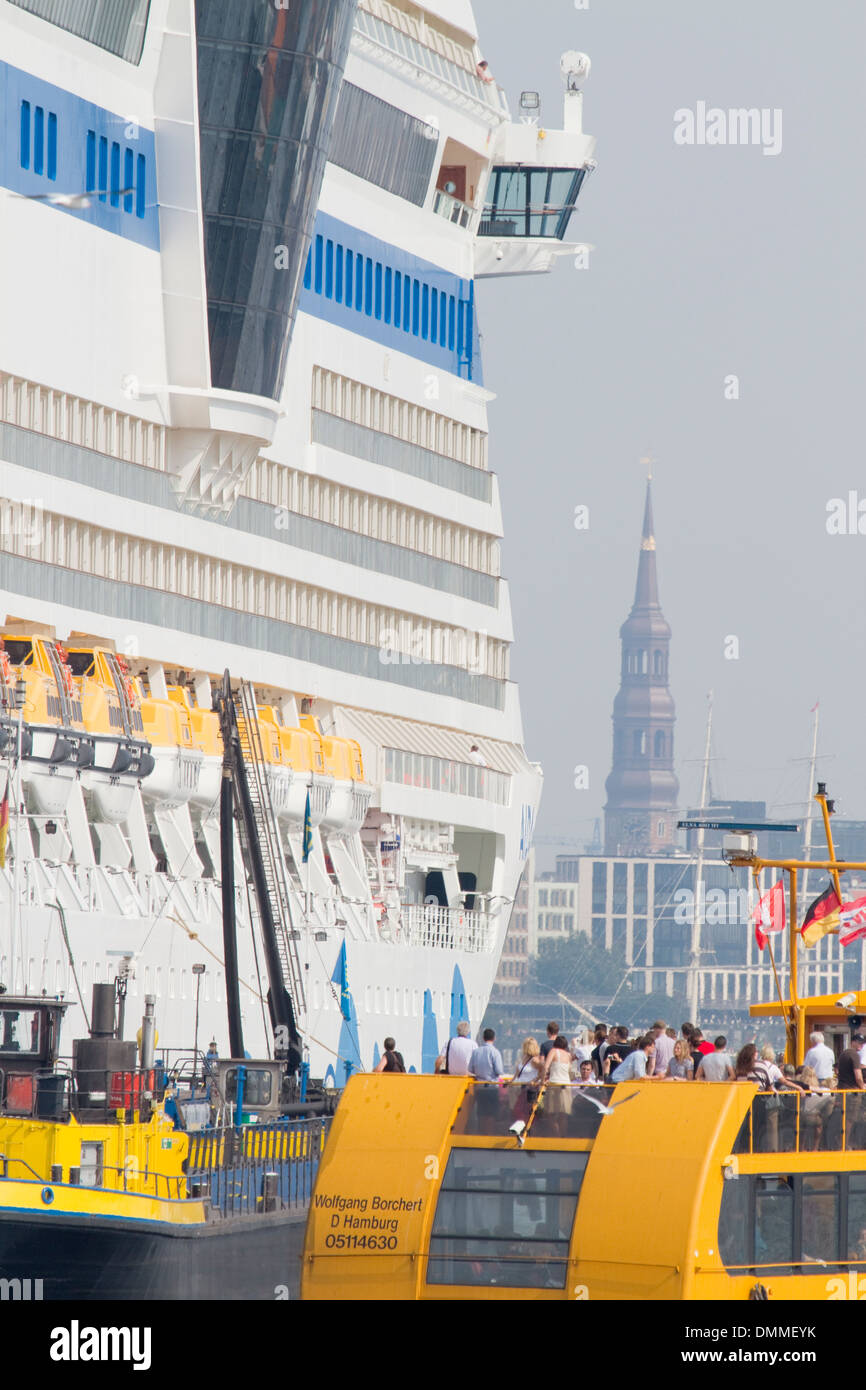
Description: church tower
xmin=604 ymin=474 xmax=679 ymax=855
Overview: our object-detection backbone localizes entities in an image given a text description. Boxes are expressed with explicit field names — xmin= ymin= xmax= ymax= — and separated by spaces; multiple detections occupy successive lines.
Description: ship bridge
xmin=474 ymin=51 xmax=596 ymax=278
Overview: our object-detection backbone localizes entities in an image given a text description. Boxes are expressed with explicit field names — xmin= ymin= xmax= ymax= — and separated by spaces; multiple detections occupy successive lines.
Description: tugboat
xmin=302 ymin=787 xmax=866 ymax=1301
xmin=0 ymin=671 xmax=334 ymax=1300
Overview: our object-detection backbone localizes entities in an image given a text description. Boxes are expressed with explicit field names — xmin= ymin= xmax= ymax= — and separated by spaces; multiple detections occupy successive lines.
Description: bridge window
xmin=427 ymin=1149 xmax=587 ymax=1289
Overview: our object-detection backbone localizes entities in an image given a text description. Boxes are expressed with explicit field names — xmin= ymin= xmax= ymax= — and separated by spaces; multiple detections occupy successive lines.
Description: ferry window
xmin=412 ymin=279 xmax=420 ymax=334
xmin=718 ymin=1173 xmax=750 ymax=1267
xmin=80 ymin=1141 xmax=103 ymax=1187
xmin=430 ymin=287 xmax=438 ymax=343
xmin=403 ymin=276 xmax=411 ymax=329
xmin=355 ymin=255 xmax=364 ymax=312
xmin=86 ymin=130 xmax=96 ymax=192
xmin=847 ymin=1175 xmax=866 ymax=1261
xmin=47 ymin=113 xmax=57 ymax=181
xmin=344 ymin=249 xmax=353 ymax=304
xmin=384 ymin=266 xmax=392 ymax=322
xmin=374 ymin=262 xmax=382 ymax=319
xmin=0 ymin=1008 xmax=40 ymax=1054
xmin=427 ymin=1149 xmax=587 ymax=1290
xmin=802 ymin=1175 xmax=839 ymax=1266
xmin=20 ymin=100 xmax=31 ymax=169
xmin=314 ymin=235 xmax=323 ymax=294
xmin=33 ymin=106 xmax=44 ymax=175
xmin=393 ymin=270 xmax=401 ymax=327
xmin=110 ymin=142 xmax=121 ymax=206
xmin=440 ymin=292 xmax=447 ymax=345
xmin=325 ymin=240 xmax=334 ymax=299
xmin=335 ymin=245 xmax=343 ymax=303
xmin=98 ymin=136 xmax=108 ymax=202
xmin=364 ymin=258 xmax=373 ymax=315
xmin=754 ymin=1175 xmax=794 ymax=1268
xmin=421 ymin=284 xmax=429 ymax=339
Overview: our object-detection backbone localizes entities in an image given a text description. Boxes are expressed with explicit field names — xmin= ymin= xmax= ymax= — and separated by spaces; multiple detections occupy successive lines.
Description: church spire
xmin=603 ymin=471 xmax=679 ymax=857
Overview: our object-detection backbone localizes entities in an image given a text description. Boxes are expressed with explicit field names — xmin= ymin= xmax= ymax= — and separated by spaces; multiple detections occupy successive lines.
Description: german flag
xmin=0 ymin=785 xmax=8 ymax=870
xmin=800 ymin=883 xmax=841 ymax=947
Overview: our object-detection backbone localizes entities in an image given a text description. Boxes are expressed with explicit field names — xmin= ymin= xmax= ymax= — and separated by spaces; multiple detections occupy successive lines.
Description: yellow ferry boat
xmin=301 ymin=787 xmax=866 ymax=1300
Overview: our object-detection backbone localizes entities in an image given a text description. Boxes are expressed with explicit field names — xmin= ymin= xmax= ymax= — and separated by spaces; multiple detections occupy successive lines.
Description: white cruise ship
xmin=0 ymin=0 xmax=595 ymax=1080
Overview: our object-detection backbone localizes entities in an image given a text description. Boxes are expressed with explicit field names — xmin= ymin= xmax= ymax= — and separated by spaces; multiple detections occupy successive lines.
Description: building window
xmin=654 ymin=730 xmax=665 ymax=758
xmin=591 ymin=916 xmax=606 ymax=948
xmin=19 ymin=101 xmax=30 ymax=169
xmin=633 ymin=730 xmax=647 ymax=756
xmin=657 ymin=819 xmax=666 ymax=837
xmin=653 ymin=649 xmax=664 ymax=675
xmin=613 ymin=863 xmax=627 ymax=913
xmin=592 ymin=862 xmax=606 ymax=913
xmin=633 ymin=863 xmax=648 ymax=914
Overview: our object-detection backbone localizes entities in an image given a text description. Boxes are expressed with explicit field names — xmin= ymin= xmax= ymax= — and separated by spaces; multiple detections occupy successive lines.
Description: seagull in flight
xmin=572 ymin=1088 xmax=640 ymax=1116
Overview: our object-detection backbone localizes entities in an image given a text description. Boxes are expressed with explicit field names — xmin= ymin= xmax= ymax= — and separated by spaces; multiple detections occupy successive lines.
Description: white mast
xmin=801 ymin=703 xmax=819 ymax=905
xmin=688 ymin=692 xmax=713 ymax=1026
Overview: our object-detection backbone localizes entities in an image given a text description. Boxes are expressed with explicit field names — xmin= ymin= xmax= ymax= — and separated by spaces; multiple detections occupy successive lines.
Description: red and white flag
xmin=754 ymin=880 xmax=785 ymax=951
xmin=839 ymin=894 xmax=866 ymax=947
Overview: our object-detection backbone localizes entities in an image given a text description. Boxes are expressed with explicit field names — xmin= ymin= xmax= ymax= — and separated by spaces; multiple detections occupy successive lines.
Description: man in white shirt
xmin=803 ymin=1030 xmax=836 ymax=1083
xmin=649 ymin=1020 xmax=674 ymax=1078
xmin=696 ymin=1036 xmax=735 ymax=1081
xmin=435 ymin=1019 xmax=474 ymax=1075
xmin=468 ymin=744 xmax=485 ymax=766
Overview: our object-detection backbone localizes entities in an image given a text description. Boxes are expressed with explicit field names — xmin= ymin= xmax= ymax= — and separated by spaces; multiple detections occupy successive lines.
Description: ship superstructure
xmin=0 ymin=0 xmax=596 ymax=1077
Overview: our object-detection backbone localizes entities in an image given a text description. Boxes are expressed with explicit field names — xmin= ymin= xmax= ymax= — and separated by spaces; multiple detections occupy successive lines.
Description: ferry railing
xmin=402 ymin=905 xmax=492 ymax=953
xmin=186 ymin=1116 xmax=330 ymax=1218
xmin=452 ymin=1081 xmax=616 ymax=1141
xmin=733 ymin=1089 xmax=866 ymax=1155
xmin=0 ymin=1065 xmax=167 ymax=1123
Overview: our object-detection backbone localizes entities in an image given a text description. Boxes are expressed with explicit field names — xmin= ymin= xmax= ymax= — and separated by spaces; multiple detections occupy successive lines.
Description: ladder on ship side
xmin=233 ymin=682 xmax=306 ymax=1018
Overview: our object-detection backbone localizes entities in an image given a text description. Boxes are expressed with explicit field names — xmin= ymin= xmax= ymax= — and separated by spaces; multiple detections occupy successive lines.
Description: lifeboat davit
xmin=0 ymin=627 xmax=92 ymax=817
xmin=136 ymin=678 xmax=202 ymax=809
xmin=64 ymin=641 xmax=155 ymax=824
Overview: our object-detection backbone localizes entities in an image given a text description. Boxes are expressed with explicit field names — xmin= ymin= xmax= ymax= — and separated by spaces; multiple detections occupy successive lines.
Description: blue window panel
xmin=19 ymin=100 xmax=30 ymax=169
xmin=47 ymin=112 xmax=57 ymax=180
xmin=123 ymin=147 xmax=133 ymax=210
xmin=298 ymin=210 xmax=479 ymax=381
xmin=325 ymin=239 xmax=334 ymax=298
xmin=85 ymin=129 xmax=96 ymax=191
xmin=314 ymin=235 xmax=323 ymax=293
xmin=335 ymin=245 xmax=343 ymax=303
xmin=33 ymin=106 xmax=44 ymax=175
xmin=303 ymin=245 xmax=312 ymax=289
xmin=109 ymin=141 xmax=120 ymax=206
xmin=98 ymin=136 xmax=108 ymax=201
xmin=135 ymin=152 xmax=146 ymax=218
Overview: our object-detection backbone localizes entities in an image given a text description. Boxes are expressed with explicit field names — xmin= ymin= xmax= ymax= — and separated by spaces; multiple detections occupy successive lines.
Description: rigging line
xmin=50 ymin=901 xmax=90 ymax=1033
xmin=167 ymin=912 xmax=352 ymax=1066
xmin=134 ymin=789 xmax=221 ymax=957
xmin=602 ymin=857 xmax=697 ymax=1015
xmin=242 ymin=861 xmax=272 ymax=1058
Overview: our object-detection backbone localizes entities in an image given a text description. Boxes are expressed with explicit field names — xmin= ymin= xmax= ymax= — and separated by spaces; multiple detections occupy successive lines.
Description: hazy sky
xmin=473 ymin=0 xmax=866 ymax=867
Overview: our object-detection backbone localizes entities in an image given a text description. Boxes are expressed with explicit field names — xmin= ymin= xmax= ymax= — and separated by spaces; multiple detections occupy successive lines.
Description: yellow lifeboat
xmin=301 ymin=718 xmax=371 ymax=832
xmin=0 ymin=627 xmax=92 ymax=816
xmin=64 ymin=641 xmax=155 ymax=780
xmin=167 ymin=685 xmax=221 ymax=811
xmin=135 ymin=676 xmax=202 ymax=807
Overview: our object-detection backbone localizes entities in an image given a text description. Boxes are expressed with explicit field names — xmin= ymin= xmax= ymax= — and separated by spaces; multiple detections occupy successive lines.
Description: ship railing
xmin=401 ymin=905 xmax=493 ymax=953
xmin=0 ymin=1153 xmax=185 ymax=1199
xmin=432 ymin=188 xmax=477 ymax=231
xmin=733 ymin=1089 xmax=866 ymax=1155
xmin=452 ymin=1081 xmax=617 ymax=1140
xmin=186 ymin=1116 xmax=330 ymax=1218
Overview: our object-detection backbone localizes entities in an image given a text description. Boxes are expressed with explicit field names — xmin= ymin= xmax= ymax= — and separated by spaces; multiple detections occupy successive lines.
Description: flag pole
xmin=754 ymin=868 xmax=793 ymax=1051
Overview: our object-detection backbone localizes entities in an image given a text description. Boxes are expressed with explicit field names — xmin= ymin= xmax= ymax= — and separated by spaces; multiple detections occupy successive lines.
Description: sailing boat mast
xmin=801 ymin=703 xmax=820 ymax=905
xmin=688 ymin=692 xmax=713 ymax=1026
